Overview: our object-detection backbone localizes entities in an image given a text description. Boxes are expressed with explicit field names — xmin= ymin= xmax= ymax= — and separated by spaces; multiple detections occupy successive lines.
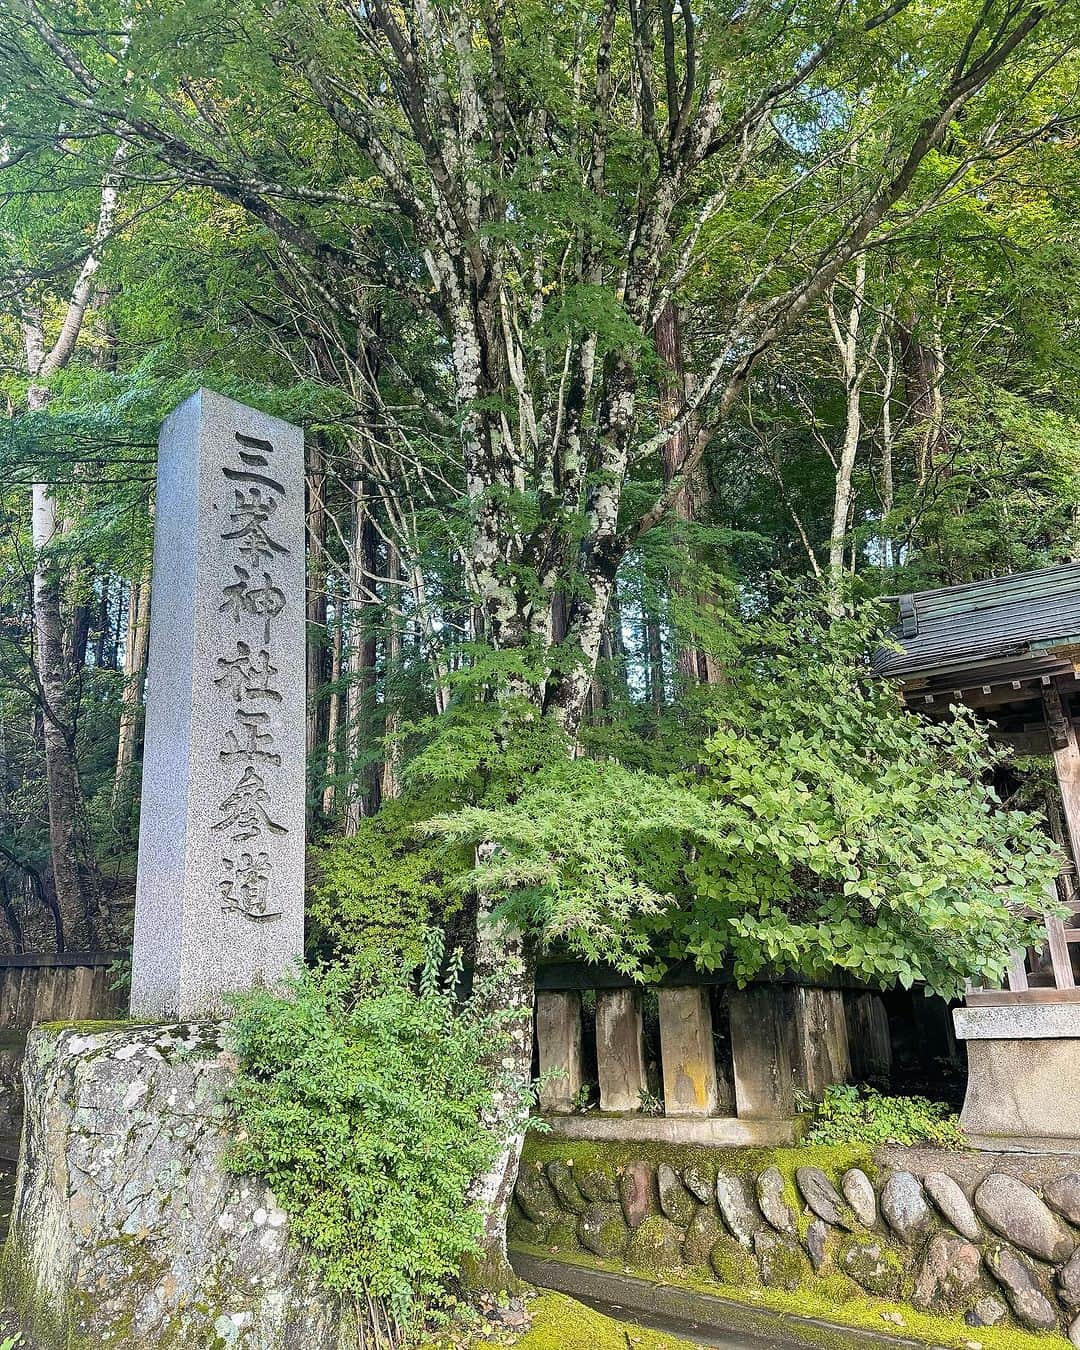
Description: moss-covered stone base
xmin=511 ymin=1135 xmax=1078 ymax=1347
xmin=5 ymin=1022 xmax=352 ymax=1350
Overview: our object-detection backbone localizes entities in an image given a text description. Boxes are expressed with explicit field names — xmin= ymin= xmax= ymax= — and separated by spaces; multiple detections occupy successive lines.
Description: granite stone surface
xmin=130 ymin=390 xmax=305 ymax=1020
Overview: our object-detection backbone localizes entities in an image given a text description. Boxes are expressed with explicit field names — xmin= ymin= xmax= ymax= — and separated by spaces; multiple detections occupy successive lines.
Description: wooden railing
xmin=534 ymin=965 xmax=893 ymax=1137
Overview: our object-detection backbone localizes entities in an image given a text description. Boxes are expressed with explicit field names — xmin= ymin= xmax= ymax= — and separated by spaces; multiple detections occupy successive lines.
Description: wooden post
xmin=1045 ymin=680 xmax=1080 ymax=876
xmin=788 ymin=987 xmax=851 ymax=1100
xmin=595 ymin=990 xmax=648 ymax=1112
xmin=535 ymin=991 xmax=583 ymax=1113
xmin=657 ymin=987 xmax=730 ymax=1116
xmin=845 ymin=992 xmax=893 ymax=1081
xmin=728 ymin=986 xmax=796 ymax=1119
xmin=1042 ymin=680 xmax=1080 ymax=989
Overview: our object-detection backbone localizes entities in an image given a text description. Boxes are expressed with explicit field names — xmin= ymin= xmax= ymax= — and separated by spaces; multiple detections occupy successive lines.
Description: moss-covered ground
xmin=510 ymin=1242 xmax=1072 ymax=1350
xmin=515 ymin=1292 xmax=701 ymax=1349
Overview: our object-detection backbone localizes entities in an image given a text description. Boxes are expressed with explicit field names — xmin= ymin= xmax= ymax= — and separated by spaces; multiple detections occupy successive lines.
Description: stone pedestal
xmin=595 ymin=990 xmax=647 ymax=1112
xmin=954 ymin=1003 xmax=1080 ymax=1152
xmin=728 ymin=986 xmax=796 ymax=1119
xmin=5 ymin=1023 xmax=351 ymax=1349
xmin=657 ymin=988 xmax=730 ymax=1116
xmin=536 ymin=991 xmax=583 ymax=1112
xmin=789 ymin=987 xmax=851 ymax=1100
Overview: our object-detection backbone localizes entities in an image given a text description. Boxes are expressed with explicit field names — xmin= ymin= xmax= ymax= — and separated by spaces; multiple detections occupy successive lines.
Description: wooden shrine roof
xmin=875 ymin=562 xmax=1080 ymax=694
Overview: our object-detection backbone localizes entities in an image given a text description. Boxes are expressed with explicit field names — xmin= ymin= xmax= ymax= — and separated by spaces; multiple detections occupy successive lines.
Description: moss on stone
xmin=837 ymin=1235 xmax=906 ymax=1300
xmin=708 ymin=1237 xmax=756 ymax=1285
xmin=36 ymin=1019 xmax=134 ymax=1037
xmin=626 ymin=1216 xmax=684 ymax=1273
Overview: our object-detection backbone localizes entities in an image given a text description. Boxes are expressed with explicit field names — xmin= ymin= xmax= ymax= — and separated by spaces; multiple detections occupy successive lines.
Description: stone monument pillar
xmin=130 ymin=390 xmax=305 ymax=1019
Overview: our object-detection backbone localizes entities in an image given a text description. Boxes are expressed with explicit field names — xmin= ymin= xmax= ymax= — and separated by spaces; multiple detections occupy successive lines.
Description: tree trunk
xmin=343 ymin=478 xmax=380 ymax=833
xmin=654 ymin=301 xmax=722 ymax=684
xmin=897 ymin=309 xmax=947 ymax=486
xmin=31 ymin=472 xmax=95 ymax=951
xmin=114 ymin=574 xmax=151 ymax=807
xmin=322 ymin=582 xmax=343 ymax=818
xmin=306 ymin=438 xmax=328 ymax=766
xmin=380 ymin=539 xmax=403 ymax=803
xmin=466 ymin=877 xmax=535 ymax=1290
xmin=879 ymin=330 xmax=897 ymax=572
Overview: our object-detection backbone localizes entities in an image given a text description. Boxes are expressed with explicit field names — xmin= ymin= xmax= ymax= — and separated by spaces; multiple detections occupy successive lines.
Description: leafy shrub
xmin=800 ymin=1084 xmax=964 ymax=1149
xmin=307 ymin=799 xmax=468 ymax=965
xmin=225 ymin=938 xmax=532 ymax=1324
xmin=428 ymin=590 xmax=1060 ymax=998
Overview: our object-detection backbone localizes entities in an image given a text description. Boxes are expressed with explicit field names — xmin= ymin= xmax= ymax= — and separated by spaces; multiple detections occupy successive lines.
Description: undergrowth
xmin=225 ymin=934 xmax=533 ymax=1333
xmin=799 ymin=1084 xmax=964 ymax=1149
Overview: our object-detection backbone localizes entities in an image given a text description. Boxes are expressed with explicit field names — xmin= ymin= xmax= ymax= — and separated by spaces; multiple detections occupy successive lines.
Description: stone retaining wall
xmin=4 ymin=1022 xmax=352 ymax=1350
xmin=511 ymin=1138 xmax=1080 ymax=1344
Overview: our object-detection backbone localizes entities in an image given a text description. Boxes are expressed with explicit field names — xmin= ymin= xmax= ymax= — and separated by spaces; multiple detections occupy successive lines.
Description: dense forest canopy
xmin=1 ymin=0 xmax=1079 ymax=1270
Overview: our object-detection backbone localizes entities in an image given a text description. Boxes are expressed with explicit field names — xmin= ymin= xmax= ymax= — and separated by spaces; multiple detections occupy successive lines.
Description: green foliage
xmin=307 ymin=801 xmax=468 ymax=965
xmin=225 ymin=939 xmax=533 ymax=1323
xmin=429 ymin=588 xmax=1060 ymax=998
xmin=801 ymin=1084 xmax=964 ymax=1150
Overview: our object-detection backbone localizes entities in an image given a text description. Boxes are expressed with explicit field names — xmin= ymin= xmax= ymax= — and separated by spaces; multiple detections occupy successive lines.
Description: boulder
xmin=841 ymin=1168 xmax=878 ymax=1229
xmin=619 ymin=1161 xmax=655 ymax=1230
xmin=806 ymin=1219 xmax=828 ymax=1273
xmin=756 ymin=1166 xmax=796 ymax=1235
xmin=924 ymin=1171 xmax=981 ymax=1243
xmin=795 ymin=1167 xmax=853 ymax=1229
xmin=1058 ymin=1248 xmax=1080 ymax=1310
xmin=627 ymin=1215 xmax=684 ymax=1272
xmin=546 ymin=1160 xmax=587 ymax=1215
xmin=715 ymin=1172 xmax=762 ymax=1249
xmin=547 ymin=1217 xmax=581 ymax=1251
xmin=975 ymin=1173 xmax=1075 ymax=1264
xmin=507 ymin=1214 xmax=551 ymax=1246
xmin=682 ymin=1207 xmax=725 ymax=1267
xmin=985 ymin=1243 xmax=1058 ymax=1332
xmin=1071 ymin=1313 xmax=1080 ymax=1350
xmin=575 ymin=1164 xmax=619 ymax=1204
xmin=516 ymin=1164 xmax=561 ymax=1225
xmin=754 ymin=1229 xmax=809 ymax=1292
xmin=881 ymin=1171 xmax=932 ymax=1245
xmin=657 ymin=1163 xmax=696 ymax=1227
xmin=709 ymin=1235 xmax=757 ymax=1286
xmin=1046 ymin=1174 xmax=1080 ymax=1228
xmin=965 ymin=1295 xmax=1008 ymax=1328
xmin=682 ymin=1161 xmax=714 ymax=1204
xmin=839 ymin=1239 xmax=903 ymax=1299
xmin=912 ymin=1232 xmax=982 ymax=1312
xmin=578 ymin=1203 xmax=629 ymax=1260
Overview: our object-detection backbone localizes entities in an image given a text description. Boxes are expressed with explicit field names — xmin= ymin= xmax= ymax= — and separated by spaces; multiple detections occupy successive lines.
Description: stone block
xmin=789 ymin=987 xmax=851 ymax=1100
xmin=954 ymin=1004 xmax=1080 ymax=1149
xmin=131 ymin=391 xmax=306 ymax=1021
xmin=536 ymin=991 xmax=584 ymax=1112
xmin=658 ymin=987 xmax=728 ymax=1116
xmin=595 ymin=989 xmax=647 ymax=1112
xmin=6 ymin=1024 xmax=349 ymax=1348
xmin=728 ymin=986 xmax=796 ymax=1120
